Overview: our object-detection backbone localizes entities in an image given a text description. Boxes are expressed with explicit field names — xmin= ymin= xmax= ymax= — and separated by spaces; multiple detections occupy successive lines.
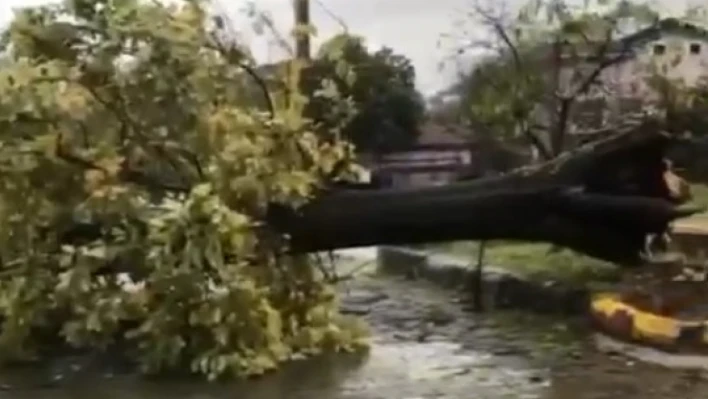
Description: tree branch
xmin=54 ymin=132 xmax=106 ymax=173
xmin=469 ymin=5 xmax=554 ymax=159
xmin=207 ymin=37 xmax=276 ymax=120
xmin=520 ymin=119 xmax=553 ymax=160
xmin=551 ymin=17 xmax=637 ymax=153
xmin=473 ymin=3 xmax=523 ymax=71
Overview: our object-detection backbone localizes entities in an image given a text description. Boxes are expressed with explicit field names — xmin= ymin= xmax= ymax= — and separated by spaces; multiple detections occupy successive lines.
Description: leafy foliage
xmin=301 ymin=34 xmax=425 ymax=153
xmin=645 ymin=71 xmax=708 ymax=135
xmin=0 ymin=0 xmax=368 ymax=380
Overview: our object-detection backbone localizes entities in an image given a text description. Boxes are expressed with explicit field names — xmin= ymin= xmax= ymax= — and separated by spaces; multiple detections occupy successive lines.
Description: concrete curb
xmin=376 ymin=246 xmax=590 ymax=315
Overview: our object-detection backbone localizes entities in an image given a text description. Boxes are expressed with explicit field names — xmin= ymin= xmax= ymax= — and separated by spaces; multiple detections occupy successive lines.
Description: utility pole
xmin=293 ymin=0 xmax=311 ymax=60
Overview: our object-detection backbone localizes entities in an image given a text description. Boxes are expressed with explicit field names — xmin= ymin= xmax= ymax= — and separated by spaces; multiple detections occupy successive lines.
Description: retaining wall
xmin=376 ymin=246 xmax=590 ymax=315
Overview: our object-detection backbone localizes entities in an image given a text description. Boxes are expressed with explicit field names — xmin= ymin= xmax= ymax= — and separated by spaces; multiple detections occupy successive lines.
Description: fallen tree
xmin=0 ymin=0 xmax=700 ymax=381
xmin=267 ymin=117 xmax=701 ymax=266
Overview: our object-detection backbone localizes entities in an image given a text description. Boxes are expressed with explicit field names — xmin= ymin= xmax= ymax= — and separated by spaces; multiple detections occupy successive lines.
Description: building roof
xmin=521 ymin=18 xmax=708 ymax=65
xmin=621 ymin=18 xmax=708 ymax=46
xmin=600 ymin=18 xmax=708 ymax=60
xmin=416 ymin=122 xmax=469 ymax=145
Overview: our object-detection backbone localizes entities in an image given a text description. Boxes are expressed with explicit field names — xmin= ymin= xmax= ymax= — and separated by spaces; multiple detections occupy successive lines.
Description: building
xmin=369 ymin=122 xmax=473 ymax=188
xmin=558 ymin=18 xmax=708 ymax=131
xmin=599 ymin=19 xmax=708 ymax=99
xmin=364 ymin=122 xmax=528 ymax=188
xmin=503 ymin=17 xmax=708 ymax=150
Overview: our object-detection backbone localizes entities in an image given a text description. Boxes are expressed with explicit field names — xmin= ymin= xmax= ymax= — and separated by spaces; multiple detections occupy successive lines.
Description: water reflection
xmin=335 ymin=340 xmax=548 ymax=399
xmin=3 ymin=327 xmax=705 ymax=399
xmin=0 ymin=338 xmax=549 ymax=399
xmin=0 ymin=351 xmax=368 ymax=399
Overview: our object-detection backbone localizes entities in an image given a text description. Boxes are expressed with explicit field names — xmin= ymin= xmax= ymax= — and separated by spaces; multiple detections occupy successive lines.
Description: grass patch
xmin=689 ymin=183 xmax=708 ymax=211
xmin=417 ymin=184 xmax=708 ymax=286
xmin=428 ymin=241 xmax=619 ymax=285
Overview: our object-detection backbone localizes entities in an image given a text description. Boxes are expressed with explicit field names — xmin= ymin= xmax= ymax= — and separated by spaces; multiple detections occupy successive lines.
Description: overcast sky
xmin=0 ymin=0 xmax=700 ymax=96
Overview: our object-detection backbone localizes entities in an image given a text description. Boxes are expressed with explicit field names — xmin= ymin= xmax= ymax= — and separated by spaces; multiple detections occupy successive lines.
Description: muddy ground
xmin=0 ymin=272 xmax=707 ymax=398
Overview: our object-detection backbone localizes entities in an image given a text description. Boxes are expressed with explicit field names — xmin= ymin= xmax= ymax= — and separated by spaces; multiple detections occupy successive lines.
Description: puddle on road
xmin=336 ymin=340 xmax=547 ymax=399
xmin=0 ymin=340 xmax=548 ymax=399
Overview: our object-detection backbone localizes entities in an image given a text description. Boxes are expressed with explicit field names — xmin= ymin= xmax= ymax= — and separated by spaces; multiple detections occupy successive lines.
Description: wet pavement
xmin=0 ymin=254 xmax=708 ymax=399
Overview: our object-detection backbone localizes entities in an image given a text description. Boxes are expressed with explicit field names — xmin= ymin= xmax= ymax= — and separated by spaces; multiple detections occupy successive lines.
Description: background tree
xmin=657 ymin=75 xmax=708 ymax=180
xmin=448 ymin=0 xmax=664 ymax=160
xmin=301 ymin=34 xmax=426 ymax=153
xmin=439 ymin=0 xmax=696 ymax=265
xmin=0 ymin=0 xmax=368 ymax=380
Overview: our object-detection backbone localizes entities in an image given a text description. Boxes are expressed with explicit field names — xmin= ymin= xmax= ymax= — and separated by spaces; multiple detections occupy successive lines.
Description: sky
xmin=0 ymin=0 xmax=700 ymax=96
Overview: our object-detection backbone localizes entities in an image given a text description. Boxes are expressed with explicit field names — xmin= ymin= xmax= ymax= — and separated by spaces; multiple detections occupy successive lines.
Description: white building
xmin=560 ymin=18 xmax=708 ymax=131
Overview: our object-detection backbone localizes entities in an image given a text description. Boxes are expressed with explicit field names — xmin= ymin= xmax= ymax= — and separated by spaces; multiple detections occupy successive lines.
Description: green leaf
xmin=0 ymin=0 xmax=369 ymax=381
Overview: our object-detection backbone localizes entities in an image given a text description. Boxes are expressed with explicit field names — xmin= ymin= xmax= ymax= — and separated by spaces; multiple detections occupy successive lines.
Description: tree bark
xmin=266 ymin=118 xmax=701 ymax=266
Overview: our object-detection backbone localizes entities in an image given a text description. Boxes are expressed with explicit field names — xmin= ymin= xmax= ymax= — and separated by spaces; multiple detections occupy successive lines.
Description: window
xmin=690 ymin=43 xmax=701 ymax=55
xmin=653 ymin=44 xmax=666 ymax=55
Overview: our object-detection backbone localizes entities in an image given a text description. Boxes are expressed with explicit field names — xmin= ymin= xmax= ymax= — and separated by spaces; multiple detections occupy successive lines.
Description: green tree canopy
xmin=449 ymin=0 xmax=672 ymax=159
xmin=302 ymin=33 xmax=425 ymax=154
xmin=0 ymin=0 xmax=367 ymax=380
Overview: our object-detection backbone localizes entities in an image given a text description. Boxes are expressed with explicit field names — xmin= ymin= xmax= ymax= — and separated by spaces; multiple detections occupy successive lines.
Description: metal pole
xmin=472 ymin=241 xmax=486 ymax=312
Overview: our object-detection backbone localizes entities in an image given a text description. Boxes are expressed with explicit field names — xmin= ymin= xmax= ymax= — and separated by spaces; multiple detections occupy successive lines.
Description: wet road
xmin=0 ymin=255 xmax=707 ymax=399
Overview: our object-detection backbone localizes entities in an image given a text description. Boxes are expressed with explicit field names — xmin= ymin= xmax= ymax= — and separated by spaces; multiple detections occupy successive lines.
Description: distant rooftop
xmin=416 ymin=121 xmax=469 ymax=145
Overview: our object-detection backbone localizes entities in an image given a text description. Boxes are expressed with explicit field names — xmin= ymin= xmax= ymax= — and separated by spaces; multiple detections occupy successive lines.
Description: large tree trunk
xmin=266 ymin=118 xmax=701 ymax=266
